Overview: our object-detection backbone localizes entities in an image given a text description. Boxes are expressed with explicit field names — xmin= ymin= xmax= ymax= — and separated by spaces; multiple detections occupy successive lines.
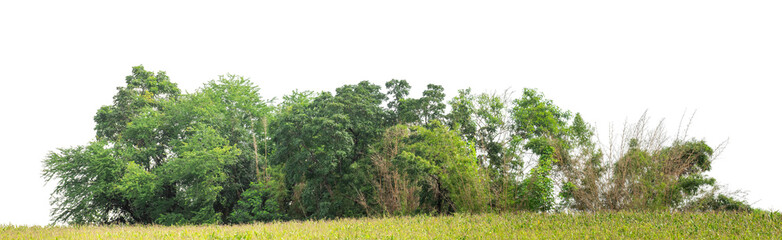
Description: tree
xmin=385 ymin=81 xmax=447 ymax=126
xmin=368 ymin=125 xmax=419 ymax=215
xmin=403 ymin=121 xmax=489 ymax=213
xmin=198 ymin=75 xmax=275 ymax=221
xmin=516 ymin=138 xmax=556 ymax=211
xmin=512 ymin=88 xmax=571 ymax=140
xmin=114 ymin=161 xmax=158 ymax=223
xmin=606 ymin=138 xmax=716 ymax=210
xmin=272 ymin=81 xmax=387 ymax=219
xmin=154 ymin=125 xmax=240 ymax=225
xmin=45 ymin=65 xmax=181 ymax=225
xmin=45 ymin=66 xmax=275 ymax=225
xmin=229 ymin=172 xmax=288 ymax=223
xmin=443 ymin=88 xmax=584 ymax=212
xmin=419 ymin=84 xmax=446 ymax=124
xmin=446 ymin=88 xmax=477 ymax=142
xmin=558 ymin=113 xmax=604 ymax=211
xmin=43 ymin=140 xmax=126 ymax=224
xmin=369 ymin=121 xmax=489 ymax=215
xmin=509 ymin=88 xmax=578 ymax=211
xmin=470 ymin=91 xmax=521 ymax=210
xmin=148 ymin=74 xmax=274 ymax=223
xmin=385 ymin=79 xmax=411 ymax=125
xmin=94 ymin=65 xmax=180 ymax=141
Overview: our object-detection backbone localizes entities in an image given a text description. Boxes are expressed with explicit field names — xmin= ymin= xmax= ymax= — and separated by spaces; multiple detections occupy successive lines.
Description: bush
xmin=688 ymin=193 xmax=753 ymax=212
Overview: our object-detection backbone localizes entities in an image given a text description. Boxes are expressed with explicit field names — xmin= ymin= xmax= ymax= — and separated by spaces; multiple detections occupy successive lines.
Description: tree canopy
xmin=43 ymin=65 xmax=752 ymax=225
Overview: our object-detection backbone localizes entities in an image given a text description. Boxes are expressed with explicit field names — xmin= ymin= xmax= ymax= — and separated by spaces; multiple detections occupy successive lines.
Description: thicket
xmin=42 ymin=66 xmax=753 ymax=225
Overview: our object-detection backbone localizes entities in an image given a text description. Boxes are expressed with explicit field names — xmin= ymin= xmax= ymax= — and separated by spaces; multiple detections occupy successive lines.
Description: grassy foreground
xmin=2 ymin=212 xmax=780 ymax=239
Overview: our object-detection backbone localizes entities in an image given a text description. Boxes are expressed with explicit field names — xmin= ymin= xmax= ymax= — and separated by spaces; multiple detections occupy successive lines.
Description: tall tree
xmin=510 ymin=88 xmax=574 ymax=211
xmin=94 ymin=65 xmax=180 ymax=141
xmin=155 ymin=125 xmax=240 ymax=225
xmin=512 ymin=88 xmax=571 ymax=140
xmin=369 ymin=121 xmax=489 ymax=215
xmin=446 ymin=89 xmax=477 ymax=142
xmin=402 ymin=121 xmax=489 ymax=213
xmin=272 ymin=81 xmax=387 ymax=219
xmin=419 ymin=84 xmax=446 ymax=124
xmin=45 ymin=67 xmax=275 ymax=225
xmin=385 ymin=79 xmax=411 ymax=124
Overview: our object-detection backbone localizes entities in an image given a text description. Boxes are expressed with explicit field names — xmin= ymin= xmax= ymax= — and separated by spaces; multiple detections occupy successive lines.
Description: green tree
xmin=45 ymin=67 xmax=275 ymax=225
xmin=446 ymin=88 xmax=477 ymax=142
xmin=607 ymin=139 xmax=717 ymax=210
xmin=516 ymin=138 xmax=556 ymax=211
xmin=419 ymin=84 xmax=446 ymax=124
xmin=135 ymin=74 xmax=275 ymax=223
xmin=229 ymin=169 xmax=288 ymax=223
xmin=386 ymin=82 xmax=446 ymax=125
xmin=385 ymin=79 xmax=411 ymax=125
xmin=114 ymin=161 xmax=158 ymax=223
xmin=154 ymin=125 xmax=240 ymax=224
xmin=369 ymin=121 xmax=489 ymax=215
xmin=43 ymin=140 xmax=126 ymax=224
xmin=512 ymin=88 xmax=571 ymax=139
xmin=368 ymin=125 xmax=419 ymax=215
xmin=199 ymin=75 xmax=275 ymax=220
xmin=558 ymin=113 xmax=604 ymax=211
xmin=272 ymin=81 xmax=387 ymax=219
xmin=445 ymin=90 xmax=522 ymax=210
xmin=509 ymin=88 xmax=581 ymax=211
xmin=94 ymin=65 xmax=180 ymax=142
xmin=402 ymin=121 xmax=490 ymax=213
xmin=443 ymin=88 xmax=582 ymax=212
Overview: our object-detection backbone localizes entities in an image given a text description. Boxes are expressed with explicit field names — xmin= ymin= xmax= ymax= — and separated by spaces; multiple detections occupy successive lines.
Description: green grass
xmin=2 ymin=212 xmax=780 ymax=239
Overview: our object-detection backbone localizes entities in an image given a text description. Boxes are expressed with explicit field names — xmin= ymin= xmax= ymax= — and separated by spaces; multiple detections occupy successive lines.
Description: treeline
xmin=43 ymin=66 xmax=752 ymax=225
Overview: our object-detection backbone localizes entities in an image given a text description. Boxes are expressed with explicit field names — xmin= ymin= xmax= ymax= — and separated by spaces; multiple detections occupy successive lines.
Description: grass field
xmin=2 ymin=212 xmax=780 ymax=239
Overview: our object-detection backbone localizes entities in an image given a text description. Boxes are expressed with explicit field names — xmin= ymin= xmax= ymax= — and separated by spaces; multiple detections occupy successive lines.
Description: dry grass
xmin=3 ymin=211 xmax=780 ymax=239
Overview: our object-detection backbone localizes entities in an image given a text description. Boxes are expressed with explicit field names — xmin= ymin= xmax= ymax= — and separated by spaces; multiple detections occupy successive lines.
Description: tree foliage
xmin=94 ymin=66 xmax=180 ymax=142
xmin=42 ymin=66 xmax=752 ymax=225
xmin=43 ymin=140 xmax=125 ymax=224
xmin=271 ymin=81 xmax=387 ymax=219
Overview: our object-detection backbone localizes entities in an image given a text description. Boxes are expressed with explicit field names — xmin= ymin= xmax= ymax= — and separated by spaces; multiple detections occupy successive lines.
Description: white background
xmin=1 ymin=0 xmax=780 ymax=225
